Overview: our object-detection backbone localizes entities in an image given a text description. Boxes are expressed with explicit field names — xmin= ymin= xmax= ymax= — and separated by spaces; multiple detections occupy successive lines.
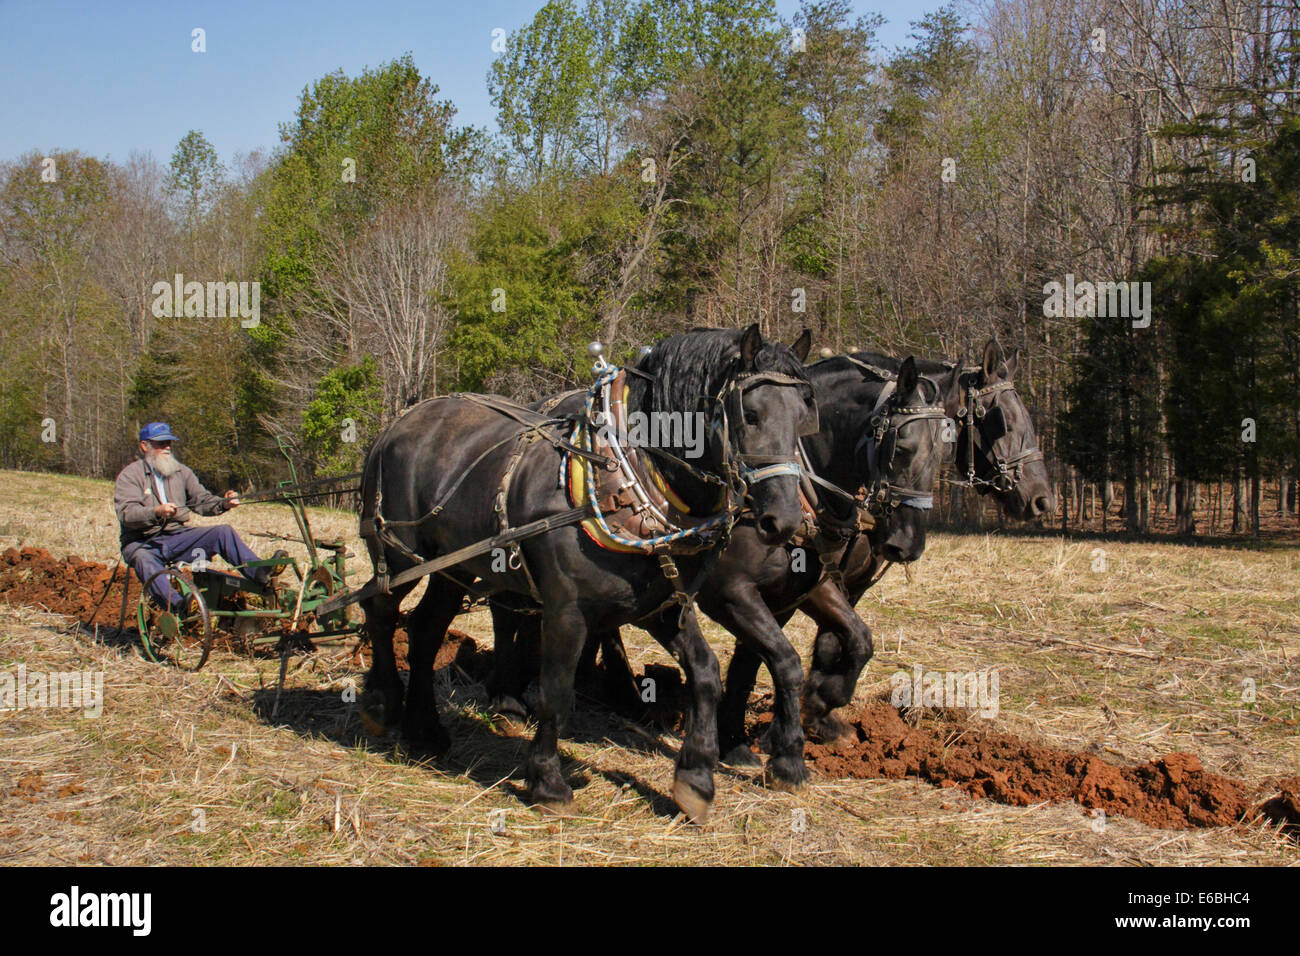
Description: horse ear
xmin=982 ymin=339 xmax=1004 ymax=380
xmin=898 ymin=356 xmax=919 ymax=398
xmin=791 ymin=328 xmax=812 ymax=363
xmin=1004 ymin=347 xmax=1020 ymax=380
xmin=740 ymin=323 xmax=762 ymax=365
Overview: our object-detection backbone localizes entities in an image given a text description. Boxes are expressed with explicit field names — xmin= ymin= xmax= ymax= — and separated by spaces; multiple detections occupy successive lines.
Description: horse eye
xmin=743 ymin=409 xmax=760 ymax=426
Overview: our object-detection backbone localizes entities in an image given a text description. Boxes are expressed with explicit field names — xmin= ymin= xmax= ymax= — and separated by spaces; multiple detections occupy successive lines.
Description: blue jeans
xmin=124 ymin=525 xmax=262 ymax=607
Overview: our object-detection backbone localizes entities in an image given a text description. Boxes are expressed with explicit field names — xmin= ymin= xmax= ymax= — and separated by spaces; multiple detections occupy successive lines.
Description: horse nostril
xmin=758 ymin=514 xmax=780 ymax=540
xmin=1033 ymin=495 xmax=1051 ymax=517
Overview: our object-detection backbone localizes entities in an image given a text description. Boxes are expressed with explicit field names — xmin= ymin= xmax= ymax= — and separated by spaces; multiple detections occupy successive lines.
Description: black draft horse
xmin=718 ymin=339 xmax=1058 ymax=753
xmin=489 ymin=353 xmax=949 ymax=784
xmin=356 ymin=326 xmax=815 ymax=821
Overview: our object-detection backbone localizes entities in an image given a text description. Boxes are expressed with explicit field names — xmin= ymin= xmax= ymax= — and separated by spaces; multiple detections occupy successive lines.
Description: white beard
xmin=147 ymin=448 xmax=181 ymax=477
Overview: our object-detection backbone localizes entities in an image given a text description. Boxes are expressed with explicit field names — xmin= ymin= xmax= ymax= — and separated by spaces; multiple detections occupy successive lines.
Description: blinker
xmin=982 ymin=405 xmax=1008 ymax=442
xmin=798 ymin=393 xmax=820 ymax=436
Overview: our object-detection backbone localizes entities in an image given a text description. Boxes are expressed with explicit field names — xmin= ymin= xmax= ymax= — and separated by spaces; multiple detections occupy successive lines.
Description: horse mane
xmin=752 ymin=339 xmax=811 ymax=382
xmin=629 ymin=327 xmax=812 ymax=415
xmin=625 ymin=327 xmax=723 ymax=415
xmin=804 ymin=351 xmax=947 ymax=404
xmin=848 ymin=351 xmax=957 ymax=377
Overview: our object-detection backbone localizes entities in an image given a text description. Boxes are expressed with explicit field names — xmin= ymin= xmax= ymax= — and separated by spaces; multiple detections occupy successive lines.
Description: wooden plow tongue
xmin=313 ymin=506 xmax=593 ymax=617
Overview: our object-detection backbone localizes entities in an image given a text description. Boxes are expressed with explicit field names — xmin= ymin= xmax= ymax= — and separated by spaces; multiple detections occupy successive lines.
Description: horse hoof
xmin=359 ymin=689 xmax=402 ymax=737
xmin=764 ymin=756 xmax=810 ymax=791
xmin=532 ymin=797 xmax=577 ymax=817
xmin=764 ymin=771 xmax=806 ymax=793
xmin=821 ymin=731 xmax=857 ymax=751
xmin=671 ymin=779 xmax=712 ymax=825
xmin=528 ymin=781 xmax=575 ymax=811
xmin=402 ymin=727 xmax=451 ymax=759
xmin=490 ymin=695 xmax=529 ymax=721
xmin=807 ymin=713 xmax=855 ymax=748
xmin=720 ymin=743 xmax=762 ymax=768
xmin=360 ymin=709 xmax=395 ymax=738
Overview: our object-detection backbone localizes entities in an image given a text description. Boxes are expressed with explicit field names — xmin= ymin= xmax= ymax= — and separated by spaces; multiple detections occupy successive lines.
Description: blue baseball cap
xmin=139 ymin=422 xmax=180 ymax=443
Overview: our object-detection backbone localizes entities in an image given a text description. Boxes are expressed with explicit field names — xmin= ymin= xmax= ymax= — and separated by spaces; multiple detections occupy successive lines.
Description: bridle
xmin=587 ymin=359 xmax=816 ymax=520
xmin=769 ymin=359 xmax=945 ymax=611
xmin=710 ymin=368 xmax=818 ymax=501
xmin=847 ymin=362 xmax=947 ymax=517
xmin=793 ymin=357 xmax=947 ymax=529
xmin=954 ymin=369 xmax=1044 ymax=494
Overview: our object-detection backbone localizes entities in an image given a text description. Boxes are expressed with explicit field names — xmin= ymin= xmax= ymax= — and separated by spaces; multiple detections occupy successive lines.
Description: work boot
xmin=251 ymin=549 xmax=292 ymax=586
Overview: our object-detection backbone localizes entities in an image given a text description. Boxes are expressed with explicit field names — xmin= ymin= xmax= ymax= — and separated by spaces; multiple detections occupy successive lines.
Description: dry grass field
xmin=1 ymin=468 xmax=1297 ymax=865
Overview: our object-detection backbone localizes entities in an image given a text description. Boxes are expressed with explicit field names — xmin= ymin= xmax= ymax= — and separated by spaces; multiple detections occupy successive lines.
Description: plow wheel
xmin=137 ymin=569 xmax=214 ymax=671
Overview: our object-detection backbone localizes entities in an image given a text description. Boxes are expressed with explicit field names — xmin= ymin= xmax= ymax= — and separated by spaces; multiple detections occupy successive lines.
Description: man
xmin=114 ymin=422 xmax=282 ymax=609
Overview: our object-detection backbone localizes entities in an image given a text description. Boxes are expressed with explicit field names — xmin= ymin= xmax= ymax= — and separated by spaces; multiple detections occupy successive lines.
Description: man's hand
xmin=154 ymin=502 xmax=178 ymax=520
xmin=223 ymin=490 xmax=241 ymax=509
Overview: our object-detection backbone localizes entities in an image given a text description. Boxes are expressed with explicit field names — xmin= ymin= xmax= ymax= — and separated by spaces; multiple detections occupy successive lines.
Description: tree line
xmin=1 ymin=0 xmax=1297 ymax=536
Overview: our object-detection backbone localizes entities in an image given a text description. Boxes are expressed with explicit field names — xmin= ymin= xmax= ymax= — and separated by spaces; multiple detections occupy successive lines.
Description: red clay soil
xmin=346 ymin=625 xmax=482 ymax=673
xmin=0 ymin=547 xmax=143 ymax=627
xmin=803 ymin=702 xmax=1300 ymax=835
xmin=0 ymin=546 xmax=481 ymax=672
xmin=5 ymin=546 xmax=1297 ymax=836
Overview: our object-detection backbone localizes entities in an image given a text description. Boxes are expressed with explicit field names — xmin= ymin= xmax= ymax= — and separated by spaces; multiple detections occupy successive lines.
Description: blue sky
xmin=0 ymin=0 xmax=944 ymax=166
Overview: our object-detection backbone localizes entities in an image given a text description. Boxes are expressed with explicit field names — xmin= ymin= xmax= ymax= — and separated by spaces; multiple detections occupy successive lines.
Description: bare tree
xmin=299 ymin=188 xmax=466 ymax=415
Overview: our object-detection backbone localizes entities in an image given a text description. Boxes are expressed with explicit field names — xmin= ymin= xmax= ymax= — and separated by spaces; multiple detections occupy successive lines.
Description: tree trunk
xmin=1060 ymin=471 xmax=1069 ymax=532
xmin=1251 ymin=474 xmax=1261 ymax=537
xmin=1176 ymin=478 xmax=1197 ymax=536
xmin=1233 ymin=472 xmax=1246 ymax=533
xmin=1140 ymin=458 xmax=1151 ymax=531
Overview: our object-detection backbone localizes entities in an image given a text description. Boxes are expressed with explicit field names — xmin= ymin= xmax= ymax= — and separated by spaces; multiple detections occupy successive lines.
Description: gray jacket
xmin=114 ymin=457 xmax=229 ymax=552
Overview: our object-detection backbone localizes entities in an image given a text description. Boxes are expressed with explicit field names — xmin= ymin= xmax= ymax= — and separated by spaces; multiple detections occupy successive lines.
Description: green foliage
xmin=0 ymin=348 xmax=52 ymax=469
xmin=252 ymin=54 xmax=483 ymax=473
xmin=301 ymin=357 xmax=383 ymax=476
xmin=632 ymin=1 xmax=803 ymax=314
xmin=1148 ymin=257 xmax=1243 ymax=481
xmin=167 ymin=130 xmax=223 ymax=225
xmin=1058 ymin=302 xmax=1160 ymax=485
xmin=878 ymin=5 xmax=977 ymax=157
xmin=489 ymin=0 xmax=597 ymax=178
xmin=1148 ymin=110 xmax=1300 ymax=482
xmin=258 ymin=54 xmax=480 ymax=326
xmin=448 ymin=177 xmax=605 ymax=392
xmin=784 ymin=1 xmax=883 ymax=287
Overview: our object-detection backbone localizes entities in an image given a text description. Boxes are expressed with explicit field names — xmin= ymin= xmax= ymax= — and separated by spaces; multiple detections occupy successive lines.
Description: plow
xmin=123 ymin=438 xmax=363 ymax=712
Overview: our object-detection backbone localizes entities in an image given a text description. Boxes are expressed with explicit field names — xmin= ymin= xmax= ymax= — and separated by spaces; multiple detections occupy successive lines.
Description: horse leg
xmin=576 ymin=628 xmax=602 ymax=690
xmin=644 ymin=607 xmax=722 ymax=823
xmin=800 ymin=577 xmax=873 ymax=747
xmin=525 ymin=601 xmax=587 ymax=811
xmin=717 ymin=644 xmax=763 ymax=767
xmin=592 ymin=628 xmax=642 ymax=715
xmin=400 ymin=579 xmax=464 ymax=756
xmin=487 ymin=603 xmax=529 ymax=719
xmin=702 ymin=592 xmax=808 ymax=788
xmin=359 ymin=588 xmax=409 ymax=736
